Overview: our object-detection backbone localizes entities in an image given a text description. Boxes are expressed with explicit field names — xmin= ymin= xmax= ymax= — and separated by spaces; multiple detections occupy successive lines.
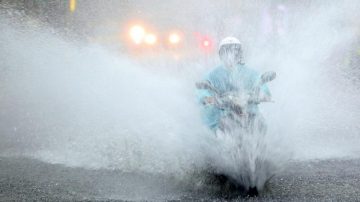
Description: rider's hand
xmin=248 ymin=93 xmax=271 ymax=104
xmin=228 ymin=94 xmax=248 ymax=106
xmin=203 ymin=96 xmax=216 ymax=105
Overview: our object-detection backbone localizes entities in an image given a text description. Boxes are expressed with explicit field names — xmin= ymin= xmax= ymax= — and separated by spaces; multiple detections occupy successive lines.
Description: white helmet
xmin=219 ymin=36 xmax=241 ymax=49
xmin=218 ymin=36 xmax=243 ymax=66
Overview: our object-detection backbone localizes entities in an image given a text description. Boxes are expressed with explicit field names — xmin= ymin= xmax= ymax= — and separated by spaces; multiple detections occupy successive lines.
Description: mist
xmin=1 ymin=0 xmax=360 ymax=194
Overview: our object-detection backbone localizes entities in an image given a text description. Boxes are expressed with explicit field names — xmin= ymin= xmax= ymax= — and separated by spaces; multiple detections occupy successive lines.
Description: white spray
xmin=1 ymin=0 xmax=360 ymax=196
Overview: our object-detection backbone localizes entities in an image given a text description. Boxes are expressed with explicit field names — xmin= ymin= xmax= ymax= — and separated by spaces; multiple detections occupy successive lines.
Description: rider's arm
xmin=196 ymin=83 xmax=216 ymax=106
xmin=196 ymin=70 xmax=219 ymax=106
xmin=259 ymin=84 xmax=272 ymax=102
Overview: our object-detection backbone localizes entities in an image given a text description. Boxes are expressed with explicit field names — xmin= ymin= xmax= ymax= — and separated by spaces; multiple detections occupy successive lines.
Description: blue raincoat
xmin=197 ymin=64 xmax=271 ymax=130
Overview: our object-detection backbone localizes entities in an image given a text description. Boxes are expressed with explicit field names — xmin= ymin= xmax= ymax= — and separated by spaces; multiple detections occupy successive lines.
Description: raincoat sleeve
xmin=252 ymin=70 xmax=271 ymax=101
xmin=260 ymin=83 xmax=271 ymax=101
xmin=196 ymin=71 xmax=216 ymax=105
xmin=196 ymin=72 xmax=222 ymax=130
xmin=196 ymin=85 xmax=213 ymax=105
xmin=247 ymin=70 xmax=272 ymax=104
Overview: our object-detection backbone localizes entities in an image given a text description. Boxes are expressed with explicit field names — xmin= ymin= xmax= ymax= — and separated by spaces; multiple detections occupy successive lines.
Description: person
xmin=197 ymin=37 xmax=271 ymax=132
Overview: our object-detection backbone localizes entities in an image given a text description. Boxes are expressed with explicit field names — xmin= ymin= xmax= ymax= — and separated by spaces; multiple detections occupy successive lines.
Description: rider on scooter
xmin=197 ymin=37 xmax=272 ymax=132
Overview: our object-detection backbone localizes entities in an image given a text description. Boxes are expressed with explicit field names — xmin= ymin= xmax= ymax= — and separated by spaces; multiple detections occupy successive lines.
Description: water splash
xmin=0 ymin=13 xmax=213 ymax=176
xmin=1 ymin=0 xmax=360 ymax=197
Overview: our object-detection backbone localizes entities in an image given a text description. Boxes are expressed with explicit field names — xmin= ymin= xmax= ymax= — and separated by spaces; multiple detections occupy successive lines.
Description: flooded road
xmin=1 ymin=1 xmax=360 ymax=201
xmin=1 ymin=156 xmax=359 ymax=201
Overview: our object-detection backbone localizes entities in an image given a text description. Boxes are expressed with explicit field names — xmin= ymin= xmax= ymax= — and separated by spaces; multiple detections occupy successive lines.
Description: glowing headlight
xmin=129 ymin=25 xmax=145 ymax=44
xmin=169 ymin=33 xmax=180 ymax=44
xmin=144 ymin=33 xmax=157 ymax=45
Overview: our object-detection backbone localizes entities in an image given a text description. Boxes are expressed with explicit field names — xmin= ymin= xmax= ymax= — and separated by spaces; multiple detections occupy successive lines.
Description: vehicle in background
xmin=120 ymin=22 xmax=216 ymax=61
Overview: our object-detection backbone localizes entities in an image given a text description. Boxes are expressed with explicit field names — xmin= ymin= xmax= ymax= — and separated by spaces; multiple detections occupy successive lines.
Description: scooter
xmin=196 ymin=71 xmax=276 ymax=197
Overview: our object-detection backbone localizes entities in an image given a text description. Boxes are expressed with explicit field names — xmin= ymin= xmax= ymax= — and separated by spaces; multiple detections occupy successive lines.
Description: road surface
xmin=0 ymin=157 xmax=359 ymax=201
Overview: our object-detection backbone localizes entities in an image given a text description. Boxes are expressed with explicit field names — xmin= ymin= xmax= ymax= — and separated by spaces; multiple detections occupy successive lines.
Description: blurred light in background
xmin=69 ymin=0 xmax=76 ymax=12
xmin=200 ymin=37 xmax=213 ymax=51
xmin=194 ymin=32 xmax=214 ymax=52
xmin=144 ymin=33 xmax=157 ymax=45
xmin=169 ymin=33 xmax=181 ymax=45
xmin=203 ymin=40 xmax=210 ymax=47
xmin=129 ymin=25 xmax=145 ymax=44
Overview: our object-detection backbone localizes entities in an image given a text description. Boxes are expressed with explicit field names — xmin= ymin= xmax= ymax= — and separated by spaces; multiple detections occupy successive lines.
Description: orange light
xmin=169 ymin=33 xmax=180 ymax=44
xmin=129 ymin=25 xmax=145 ymax=44
xmin=144 ymin=33 xmax=157 ymax=45
xmin=69 ymin=0 xmax=76 ymax=12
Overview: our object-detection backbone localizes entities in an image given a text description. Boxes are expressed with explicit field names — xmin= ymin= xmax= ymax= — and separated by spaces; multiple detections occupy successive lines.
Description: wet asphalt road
xmin=0 ymin=157 xmax=360 ymax=201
